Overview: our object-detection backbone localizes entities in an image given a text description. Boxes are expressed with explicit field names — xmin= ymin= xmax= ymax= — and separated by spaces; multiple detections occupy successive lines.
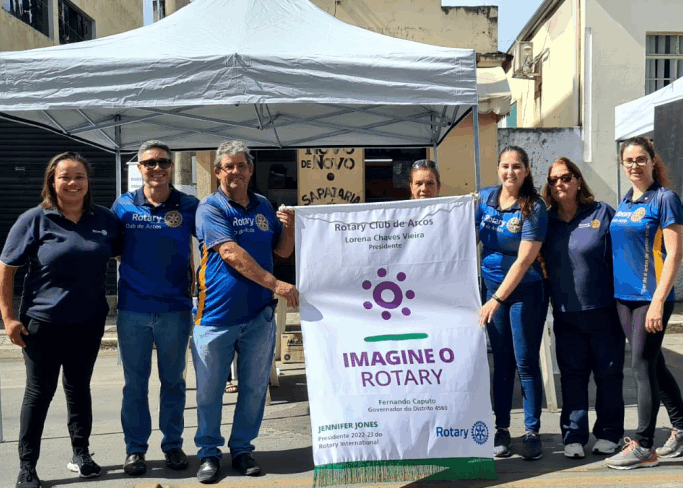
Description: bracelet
xmin=491 ymin=293 xmax=504 ymax=304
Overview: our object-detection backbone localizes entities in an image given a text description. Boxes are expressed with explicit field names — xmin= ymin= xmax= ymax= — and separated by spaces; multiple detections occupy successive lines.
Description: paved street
xmin=1 ymin=332 xmax=683 ymax=488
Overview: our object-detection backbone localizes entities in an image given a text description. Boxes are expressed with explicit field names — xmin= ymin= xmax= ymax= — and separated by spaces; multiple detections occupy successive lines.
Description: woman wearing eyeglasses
xmin=476 ymin=146 xmax=548 ymax=460
xmin=540 ymin=158 xmax=624 ymax=460
xmin=604 ymin=137 xmax=683 ymax=470
xmin=0 ymin=152 xmax=121 ymax=487
xmin=409 ymin=159 xmax=440 ymax=199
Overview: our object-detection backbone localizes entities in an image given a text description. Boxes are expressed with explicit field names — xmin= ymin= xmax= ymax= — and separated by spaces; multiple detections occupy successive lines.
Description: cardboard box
xmin=281 ymin=332 xmax=305 ymax=363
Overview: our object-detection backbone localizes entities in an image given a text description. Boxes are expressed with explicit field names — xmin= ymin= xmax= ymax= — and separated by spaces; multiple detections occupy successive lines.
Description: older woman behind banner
xmin=541 ymin=157 xmax=624 ymax=460
xmin=0 ymin=152 xmax=121 ymax=488
xmin=409 ymin=159 xmax=440 ymax=199
xmin=476 ymin=146 xmax=549 ymax=460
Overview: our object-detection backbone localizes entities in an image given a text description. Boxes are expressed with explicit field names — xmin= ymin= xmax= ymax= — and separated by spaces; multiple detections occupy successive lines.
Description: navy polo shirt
xmin=195 ymin=188 xmax=282 ymax=327
xmin=475 ymin=185 xmax=547 ymax=284
xmin=542 ymin=201 xmax=615 ymax=312
xmin=111 ymin=187 xmax=199 ymax=312
xmin=610 ymin=181 xmax=683 ymax=302
xmin=0 ymin=205 xmax=121 ymax=325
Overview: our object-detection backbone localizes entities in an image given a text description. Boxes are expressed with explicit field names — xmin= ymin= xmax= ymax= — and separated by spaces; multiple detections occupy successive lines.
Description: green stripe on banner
xmin=313 ymin=458 xmax=496 ymax=486
xmin=364 ymin=333 xmax=428 ymax=342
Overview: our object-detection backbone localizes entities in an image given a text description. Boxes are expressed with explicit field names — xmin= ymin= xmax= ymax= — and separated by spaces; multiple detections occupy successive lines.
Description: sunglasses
xmin=412 ymin=159 xmax=437 ymax=169
xmin=140 ymin=158 xmax=172 ymax=169
xmin=547 ymin=173 xmax=574 ymax=186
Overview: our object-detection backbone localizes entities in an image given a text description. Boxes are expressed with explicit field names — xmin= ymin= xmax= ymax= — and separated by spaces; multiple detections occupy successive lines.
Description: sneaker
xmin=564 ymin=443 xmax=585 ymax=459
xmin=66 ymin=451 xmax=101 ymax=478
xmin=231 ymin=452 xmax=262 ymax=476
xmin=605 ymin=438 xmax=659 ymax=469
xmin=656 ymin=427 xmax=683 ymax=458
xmin=16 ymin=465 xmax=41 ymax=488
xmin=123 ymin=453 xmax=147 ymax=476
xmin=592 ymin=438 xmax=620 ymax=455
xmin=165 ymin=448 xmax=189 ymax=470
xmin=493 ymin=429 xmax=512 ymax=458
xmin=521 ymin=432 xmax=543 ymax=460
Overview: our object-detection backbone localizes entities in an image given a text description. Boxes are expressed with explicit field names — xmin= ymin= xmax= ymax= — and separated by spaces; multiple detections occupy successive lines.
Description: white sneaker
xmin=593 ymin=438 xmax=619 ymax=455
xmin=564 ymin=443 xmax=585 ymax=459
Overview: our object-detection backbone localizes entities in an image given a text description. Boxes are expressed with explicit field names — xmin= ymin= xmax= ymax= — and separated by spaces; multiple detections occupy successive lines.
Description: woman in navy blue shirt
xmin=476 ymin=146 xmax=549 ymax=460
xmin=606 ymin=137 xmax=683 ymax=469
xmin=0 ymin=152 xmax=120 ymax=487
xmin=541 ymin=157 xmax=624 ymax=460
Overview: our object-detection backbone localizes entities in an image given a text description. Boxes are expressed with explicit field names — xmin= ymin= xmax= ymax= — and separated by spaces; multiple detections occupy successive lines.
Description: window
xmin=2 ymin=0 xmax=50 ymax=37
xmin=153 ymin=0 xmax=165 ymax=22
xmin=58 ymin=0 xmax=93 ymax=44
xmin=646 ymin=34 xmax=683 ymax=94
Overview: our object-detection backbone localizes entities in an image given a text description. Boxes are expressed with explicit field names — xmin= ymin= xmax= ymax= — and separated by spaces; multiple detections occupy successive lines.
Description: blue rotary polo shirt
xmin=111 ymin=187 xmax=199 ymax=312
xmin=476 ymin=185 xmax=548 ymax=284
xmin=610 ymin=181 xmax=683 ymax=302
xmin=0 ymin=205 xmax=121 ymax=324
xmin=542 ymin=201 xmax=615 ymax=312
xmin=195 ymin=188 xmax=282 ymax=327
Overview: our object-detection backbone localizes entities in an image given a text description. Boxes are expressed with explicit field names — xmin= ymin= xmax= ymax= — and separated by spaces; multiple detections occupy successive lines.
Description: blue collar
xmin=485 ymin=185 xmax=520 ymax=211
xmin=548 ymin=202 xmax=596 ymax=223
xmin=217 ymin=187 xmax=260 ymax=211
xmin=133 ymin=186 xmax=182 ymax=208
xmin=623 ymin=181 xmax=661 ymax=204
xmin=43 ymin=206 xmax=94 ymax=219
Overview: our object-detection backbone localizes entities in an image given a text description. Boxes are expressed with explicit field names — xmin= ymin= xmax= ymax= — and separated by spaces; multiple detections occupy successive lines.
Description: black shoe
xmin=165 ymin=448 xmax=189 ymax=470
xmin=123 ymin=453 xmax=147 ymax=476
xmin=493 ymin=429 xmax=512 ymax=458
xmin=66 ymin=450 xmax=101 ymax=478
xmin=231 ymin=452 xmax=262 ymax=476
xmin=197 ymin=457 xmax=220 ymax=484
xmin=16 ymin=465 xmax=41 ymax=488
xmin=521 ymin=432 xmax=543 ymax=460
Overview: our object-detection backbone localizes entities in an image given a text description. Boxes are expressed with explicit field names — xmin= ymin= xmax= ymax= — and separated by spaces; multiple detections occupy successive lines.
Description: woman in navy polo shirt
xmin=0 ymin=152 xmax=120 ymax=487
xmin=605 ymin=137 xmax=683 ymax=470
xmin=541 ymin=157 xmax=624 ymax=460
xmin=476 ymin=146 xmax=549 ymax=460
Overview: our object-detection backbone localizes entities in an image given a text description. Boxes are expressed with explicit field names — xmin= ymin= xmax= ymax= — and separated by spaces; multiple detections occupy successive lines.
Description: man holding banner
xmin=192 ymin=140 xmax=297 ymax=483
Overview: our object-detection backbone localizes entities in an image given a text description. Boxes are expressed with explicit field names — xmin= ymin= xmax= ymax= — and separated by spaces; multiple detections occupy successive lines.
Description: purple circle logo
xmin=362 ymin=268 xmax=415 ymax=320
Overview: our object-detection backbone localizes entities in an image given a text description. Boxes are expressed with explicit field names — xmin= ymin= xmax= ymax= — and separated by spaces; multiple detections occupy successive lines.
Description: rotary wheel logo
xmin=590 ymin=219 xmax=600 ymax=229
xmin=631 ymin=207 xmax=646 ymax=222
xmin=471 ymin=421 xmax=489 ymax=445
xmin=164 ymin=211 xmax=183 ymax=228
xmin=362 ymin=268 xmax=415 ymax=320
xmin=506 ymin=217 xmax=522 ymax=234
xmin=255 ymin=214 xmax=270 ymax=231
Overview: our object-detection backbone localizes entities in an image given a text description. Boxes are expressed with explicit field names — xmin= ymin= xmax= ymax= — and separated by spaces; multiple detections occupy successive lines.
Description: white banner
xmin=295 ymin=196 xmax=495 ymax=480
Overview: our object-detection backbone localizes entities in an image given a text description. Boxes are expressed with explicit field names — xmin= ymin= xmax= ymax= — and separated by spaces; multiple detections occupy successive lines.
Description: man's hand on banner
xmin=479 ymin=298 xmax=500 ymax=326
xmin=277 ymin=205 xmax=294 ymax=229
xmin=275 ymin=280 xmax=299 ymax=308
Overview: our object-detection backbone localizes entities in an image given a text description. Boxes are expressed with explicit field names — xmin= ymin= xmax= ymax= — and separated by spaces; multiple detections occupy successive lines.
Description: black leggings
xmin=19 ymin=317 xmax=104 ymax=466
xmin=616 ymin=300 xmax=683 ymax=448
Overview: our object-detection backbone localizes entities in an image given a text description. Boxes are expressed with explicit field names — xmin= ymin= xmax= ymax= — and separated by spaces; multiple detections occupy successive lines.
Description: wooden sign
xmin=297 ymin=148 xmax=365 ymax=206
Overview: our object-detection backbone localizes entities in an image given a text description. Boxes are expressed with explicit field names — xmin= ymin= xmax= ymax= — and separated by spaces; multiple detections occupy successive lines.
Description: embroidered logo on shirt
xmin=591 ymin=219 xmax=600 ymax=229
xmin=164 ymin=210 xmax=183 ymax=228
xmin=506 ymin=217 xmax=522 ymax=234
xmin=630 ymin=207 xmax=646 ymax=222
xmin=255 ymin=213 xmax=270 ymax=231
xmin=92 ymin=229 xmax=108 ymax=235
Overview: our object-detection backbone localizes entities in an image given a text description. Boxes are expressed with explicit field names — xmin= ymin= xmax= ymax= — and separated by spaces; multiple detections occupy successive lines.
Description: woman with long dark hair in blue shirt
xmin=476 ymin=146 xmax=549 ymax=460
xmin=606 ymin=137 xmax=683 ymax=469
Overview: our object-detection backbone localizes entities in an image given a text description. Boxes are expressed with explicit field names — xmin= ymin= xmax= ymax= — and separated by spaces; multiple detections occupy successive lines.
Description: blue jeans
xmin=117 ymin=310 xmax=192 ymax=454
xmin=192 ymin=305 xmax=276 ymax=459
xmin=554 ymin=306 xmax=625 ymax=445
xmin=484 ymin=278 xmax=548 ymax=433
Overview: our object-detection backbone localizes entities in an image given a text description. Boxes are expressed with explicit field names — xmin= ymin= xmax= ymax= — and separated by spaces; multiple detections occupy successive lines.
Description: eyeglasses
xmin=547 ymin=173 xmax=574 ymax=186
xmin=412 ymin=159 xmax=437 ymax=169
xmin=140 ymin=158 xmax=172 ymax=169
xmin=220 ymin=163 xmax=251 ymax=172
xmin=622 ymin=156 xmax=650 ymax=167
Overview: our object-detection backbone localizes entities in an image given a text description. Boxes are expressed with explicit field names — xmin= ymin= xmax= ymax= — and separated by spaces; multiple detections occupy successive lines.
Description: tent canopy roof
xmin=0 ymin=0 xmax=480 ymax=152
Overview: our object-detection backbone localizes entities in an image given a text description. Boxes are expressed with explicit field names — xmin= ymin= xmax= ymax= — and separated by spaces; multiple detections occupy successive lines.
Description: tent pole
xmin=433 ymin=143 xmax=438 ymax=167
xmin=472 ymin=107 xmax=482 ymax=191
xmin=115 ymin=117 xmax=122 ymax=198
xmin=616 ymin=141 xmax=621 ymax=206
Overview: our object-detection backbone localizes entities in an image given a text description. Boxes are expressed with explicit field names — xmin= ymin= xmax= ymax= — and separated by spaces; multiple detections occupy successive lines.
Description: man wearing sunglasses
xmin=111 ymin=140 xmax=199 ymax=476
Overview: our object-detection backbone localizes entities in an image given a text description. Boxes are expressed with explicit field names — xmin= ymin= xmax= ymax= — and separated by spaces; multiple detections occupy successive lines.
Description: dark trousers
xmin=616 ymin=300 xmax=683 ymax=448
xmin=18 ymin=316 xmax=104 ymax=466
xmin=554 ymin=306 xmax=625 ymax=445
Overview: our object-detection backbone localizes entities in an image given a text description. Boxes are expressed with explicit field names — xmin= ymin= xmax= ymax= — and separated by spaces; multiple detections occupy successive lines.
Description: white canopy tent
xmin=0 ymin=0 xmax=488 ymax=196
xmin=615 ymin=77 xmax=683 ymax=142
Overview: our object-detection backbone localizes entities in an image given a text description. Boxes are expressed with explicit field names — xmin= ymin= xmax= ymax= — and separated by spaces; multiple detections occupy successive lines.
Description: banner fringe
xmin=313 ymin=458 xmax=496 ymax=487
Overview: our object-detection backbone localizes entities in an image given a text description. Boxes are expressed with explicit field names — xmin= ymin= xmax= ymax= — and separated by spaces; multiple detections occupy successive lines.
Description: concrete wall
xmin=310 ymin=0 xmax=498 ymax=52
xmin=0 ymin=9 xmax=54 ymax=50
xmin=498 ymin=127 xmax=583 ymax=192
